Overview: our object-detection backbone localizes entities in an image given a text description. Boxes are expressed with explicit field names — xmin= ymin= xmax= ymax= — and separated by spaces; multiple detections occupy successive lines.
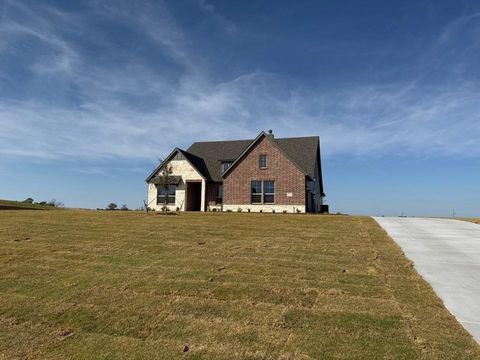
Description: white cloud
xmin=0 ymin=1 xmax=480 ymax=163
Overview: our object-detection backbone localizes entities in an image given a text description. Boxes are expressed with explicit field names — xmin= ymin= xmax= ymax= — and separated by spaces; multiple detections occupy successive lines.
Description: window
xmin=157 ymin=184 xmax=176 ymax=205
xmin=263 ymin=180 xmax=275 ymax=204
xmin=251 ymin=181 xmax=262 ymax=204
xmin=251 ymin=180 xmax=275 ymax=204
xmin=221 ymin=161 xmax=233 ymax=173
xmin=216 ymin=185 xmax=223 ymax=204
xmin=259 ymin=154 xmax=267 ymax=169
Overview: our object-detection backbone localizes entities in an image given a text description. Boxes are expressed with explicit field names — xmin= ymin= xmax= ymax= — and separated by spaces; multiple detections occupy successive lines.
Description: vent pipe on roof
xmin=268 ymin=129 xmax=274 ymax=138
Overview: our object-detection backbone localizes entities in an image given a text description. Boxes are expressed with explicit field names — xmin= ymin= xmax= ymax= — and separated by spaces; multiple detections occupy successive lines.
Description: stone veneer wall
xmin=147 ymin=159 xmax=205 ymax=211
xmin=221 ymin=204 xmax=306 ymax=213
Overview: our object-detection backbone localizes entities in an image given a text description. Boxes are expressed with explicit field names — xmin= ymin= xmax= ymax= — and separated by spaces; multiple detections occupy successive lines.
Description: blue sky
xmin=1 ymin=0 xmax=479 ymax=216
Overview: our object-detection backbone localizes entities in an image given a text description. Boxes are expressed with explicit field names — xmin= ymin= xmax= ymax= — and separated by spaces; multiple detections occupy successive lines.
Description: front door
xmin=186 ymin=182 xmax=201 ymax=211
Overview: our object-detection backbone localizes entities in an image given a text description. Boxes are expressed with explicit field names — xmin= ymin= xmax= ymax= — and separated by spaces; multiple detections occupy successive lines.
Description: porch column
xmin=200 ymin=179 xmax=206 ymax=211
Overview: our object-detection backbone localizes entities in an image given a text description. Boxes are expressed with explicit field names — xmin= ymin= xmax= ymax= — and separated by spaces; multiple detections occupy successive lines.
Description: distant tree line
xmin=23 ymin=198 xmax=64 ymax=207
xmin=105 ymin=203 xmax=129 ymax=211
xmin=100 ymin=204 xmax=147 ymax=211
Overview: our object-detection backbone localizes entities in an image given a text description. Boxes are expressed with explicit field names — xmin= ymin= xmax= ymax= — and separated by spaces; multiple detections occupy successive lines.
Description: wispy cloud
xmin=436 ymin=11 xmax=480 ymax=46
xmin=0 ymin=1 xmax=79 ymax=75
xmin=68 ymin=166 xmax=113 ymax=177
xmin=198 ymin=0 xmax=237 ymax=34
xmin=0 ymin=0 xmax=479 ymax=164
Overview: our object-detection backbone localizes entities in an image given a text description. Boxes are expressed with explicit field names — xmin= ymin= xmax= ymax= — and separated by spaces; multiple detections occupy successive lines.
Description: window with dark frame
xmin=221 ymin=161 xmax=233 ymax=173
xmin=216 ymin=185 xmax=223 ymax=204
xmin=263 ymin=180 xmax=275 ymax=204
xmin=259 ymin=154 xmax=267 ymax=169
xmin=250 ymin=180 xmax=275 ymax=204
xmin=156 ymin=184 xmax=176 ymax=205
xmin=251 ymin=180 xmax=262 ymax=204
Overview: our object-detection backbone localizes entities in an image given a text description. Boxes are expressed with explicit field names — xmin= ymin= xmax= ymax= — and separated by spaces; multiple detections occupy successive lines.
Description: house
xmin=145 ymin=130 xmax=326 ymax=213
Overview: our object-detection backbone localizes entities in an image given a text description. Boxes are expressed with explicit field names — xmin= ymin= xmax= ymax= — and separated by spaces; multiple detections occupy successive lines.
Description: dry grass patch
xmin=0 ymin=211 xmax=479 ymax=359
xmin=458 ymin=218 xmax=480 ymax=225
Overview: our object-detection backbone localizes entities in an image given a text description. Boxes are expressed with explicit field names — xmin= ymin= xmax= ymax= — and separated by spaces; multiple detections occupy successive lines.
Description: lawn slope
xmin=0 ymin=199 xmax=57 ymax=211
xmin=459 ymin=218 xmax=480 ymax=225
xmin=0 ymin=211 xmax=478 ymax=359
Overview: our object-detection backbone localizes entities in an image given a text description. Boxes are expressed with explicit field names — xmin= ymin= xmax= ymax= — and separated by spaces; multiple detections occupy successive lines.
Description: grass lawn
xmin=0 ymin=211 xmax=479 ymax=359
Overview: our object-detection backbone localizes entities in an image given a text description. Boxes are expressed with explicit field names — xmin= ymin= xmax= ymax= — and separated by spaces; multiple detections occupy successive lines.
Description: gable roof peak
xmin=145 ymin=147 xmax=208 ymax=182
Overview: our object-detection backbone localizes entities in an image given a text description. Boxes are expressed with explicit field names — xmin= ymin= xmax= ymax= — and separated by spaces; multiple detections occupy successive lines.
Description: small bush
xmin=237 ymin=208 xmax=242 ymax=212
xmin=247 ymin=208 xmax=251 ymax=213
xmin=272 ymin=209 xmax=275 ymax=213
xmin=283 ymin=210 xmax=287 ymax=214
xmin=226 ymin=209 xmax=232 ymax=212
xmin=161 ymin=206 xmax=170 ymax=213
xmin=259 ymin=209 xmax=263 ymax=213
xmin=296 ymin=208 xmax=302 ymax=214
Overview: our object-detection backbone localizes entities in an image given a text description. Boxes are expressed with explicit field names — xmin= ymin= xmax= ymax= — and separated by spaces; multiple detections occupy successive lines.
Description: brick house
xmin=145 ymin=131 xmax=326 ymax=213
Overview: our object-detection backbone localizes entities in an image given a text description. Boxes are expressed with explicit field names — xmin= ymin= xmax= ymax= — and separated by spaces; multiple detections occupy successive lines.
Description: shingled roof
xmin=186 ymin=133 xmax=320 ymax=182
xmin=275 ymin=136 xmax=320 ymax=179
xmin=186 ymin=139 xmax=252 ymax=182
xmin=146 ymin=132 xmax=322 ymax=184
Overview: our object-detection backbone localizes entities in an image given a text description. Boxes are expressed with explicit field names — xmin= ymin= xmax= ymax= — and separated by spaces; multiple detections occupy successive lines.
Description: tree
xmin=48 ymin=199 xmax=64 ymax=208
xmin=156 ymin=164 xmax=174 ymax=214
xmin=121 ymin=204 xmax=128 ymax=211
xmin=107 ymin=203 xmax=117 ymax=210
xmin=23 ymin=198 xmax=34 ymax=204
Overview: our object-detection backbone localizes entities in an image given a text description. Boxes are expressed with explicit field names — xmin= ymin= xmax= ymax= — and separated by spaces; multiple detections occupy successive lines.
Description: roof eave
xmin=268 ymin=136 xmax=309 ymax=177
xmin=177 ymin=149 xmax=208 ymax=180
xmin=145 ymin=148 xmax=207 ymax=182
xmin=221 ymin=131 xmax=312 ymax=178
xmin=221 ymin=131 xmax=267 ymax=177
xmin=145 ymin=148 xmax=181 ymax=182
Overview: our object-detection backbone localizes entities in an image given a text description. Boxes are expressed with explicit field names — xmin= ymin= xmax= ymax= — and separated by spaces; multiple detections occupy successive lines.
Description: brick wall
xmin=223 ymin=136 xmax=306 ymax=207
xmin=206 ymin=182 xmax=222 ymax=208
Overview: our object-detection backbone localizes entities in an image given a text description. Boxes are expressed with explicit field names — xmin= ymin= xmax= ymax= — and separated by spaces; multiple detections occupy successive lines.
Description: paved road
xmin=373 ymin=217 xmax=480 ymax=343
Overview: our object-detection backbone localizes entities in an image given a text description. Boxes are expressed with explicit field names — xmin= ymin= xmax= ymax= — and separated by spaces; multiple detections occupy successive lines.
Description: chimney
xmin=268 ymin=129 xmax=274 ymax=138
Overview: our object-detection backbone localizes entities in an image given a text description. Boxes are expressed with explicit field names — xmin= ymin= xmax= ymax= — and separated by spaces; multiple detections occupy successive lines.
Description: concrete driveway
xmin=373 ymin=217 xmax=480 ymax=343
